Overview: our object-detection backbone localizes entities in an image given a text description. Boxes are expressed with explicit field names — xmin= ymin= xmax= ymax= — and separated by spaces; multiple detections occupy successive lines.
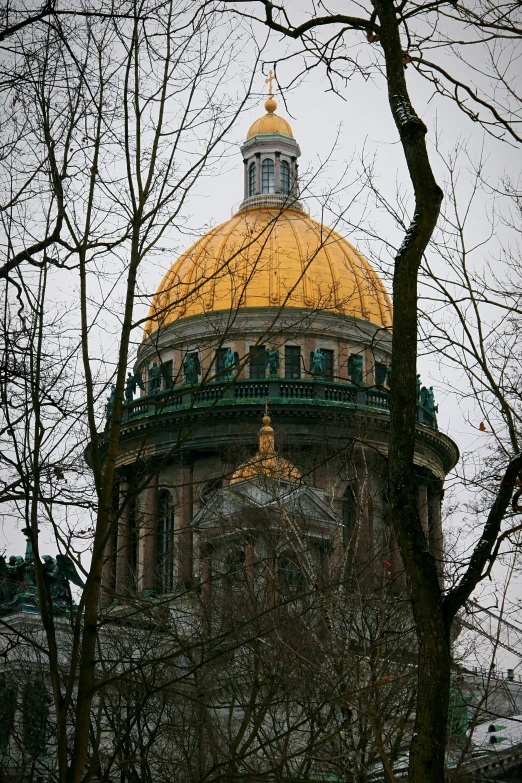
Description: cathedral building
xmin=101 ymin=94 xmax=459 ymax=604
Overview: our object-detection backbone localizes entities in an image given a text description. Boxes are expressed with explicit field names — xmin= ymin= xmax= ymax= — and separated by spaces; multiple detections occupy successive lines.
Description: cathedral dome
xmin=144 ymin=95 xmax=392 ymax=338
xmin=145 ymin=207 xmax=392 ymax=335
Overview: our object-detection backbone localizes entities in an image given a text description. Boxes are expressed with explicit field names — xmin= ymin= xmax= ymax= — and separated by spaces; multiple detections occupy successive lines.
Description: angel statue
xmin=42 ymin=554 xmax=84 ymax=603
xmin=125 ymin=370 xmax=145 ymax=402
xmin=105 ymin=384 xmax=116 ymax=423
xmin=266 ymin=346 xmax=279 ymax=377
xmin=223 ymin=348 xmax=240 ymax=379
xmin=149 ymin=362 xmax=163 ymax=394
xmin=183 ymin=353 xmax=201 ymax=386
xmin=310 ymin=348 xmax=325 ymax=377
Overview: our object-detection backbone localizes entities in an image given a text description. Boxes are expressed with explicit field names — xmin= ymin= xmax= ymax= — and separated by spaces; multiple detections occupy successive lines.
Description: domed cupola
xmin=239 ymin=72 xmax=301 ymax=212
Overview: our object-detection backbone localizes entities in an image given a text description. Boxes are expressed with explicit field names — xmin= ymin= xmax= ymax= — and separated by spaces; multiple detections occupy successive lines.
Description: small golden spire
xmin=259 ymin=403 xmax=275 ymax=454
xmin=264 ymin=69 xmax=277 ymax=114
xmin=229 ymin=406 xmax=301 ymax=484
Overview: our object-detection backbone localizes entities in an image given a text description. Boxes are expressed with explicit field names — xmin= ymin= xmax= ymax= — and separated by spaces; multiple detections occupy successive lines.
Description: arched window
xmin=261 ymin=159 xmax=275 ymax=194
xmin=280 ymin=160 xmax=290 ymax=194
xmin=248 ymin=162 xmax=256 ymax=197
xmin=157 ymin=491 xmax=175 ymax=593
xmin=342 ymin=486 xmax=357 ymax=549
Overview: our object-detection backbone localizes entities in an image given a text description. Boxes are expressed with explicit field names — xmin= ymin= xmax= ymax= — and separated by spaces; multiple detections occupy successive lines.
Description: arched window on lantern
xmin=248 ymin=162 xmax=256 ymax=197
xmin=342 ymin=486 xmax=357 ymax=549
xmin=261 ymin=159 xmax=275 ymax=194
xmin=280 ymin=160 xmax=290 ymax=194
xmin=157 ymin=490 xmax=175 ymax=593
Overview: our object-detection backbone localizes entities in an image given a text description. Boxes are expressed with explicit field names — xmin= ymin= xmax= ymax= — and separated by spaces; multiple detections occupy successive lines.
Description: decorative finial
xmin=263 ymin=397 xmax=270 ymax=426
xmin=264 ymin=69 xmax=277 ymax=114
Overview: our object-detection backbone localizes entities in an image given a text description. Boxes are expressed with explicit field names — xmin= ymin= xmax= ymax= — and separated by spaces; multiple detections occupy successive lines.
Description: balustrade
xmin=119 ymin=378 xmax=438 ymax=431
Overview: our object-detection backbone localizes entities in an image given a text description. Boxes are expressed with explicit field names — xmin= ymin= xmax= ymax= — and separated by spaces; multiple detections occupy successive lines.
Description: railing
xmin=119 ymin=378 xmax=438 ymax=431
xmin=280 ymin=381 xmax=315 ymax=400
xmin=231 ymin=193 xmax=308 ymax=216
xmin=235 ymin=380 xmax=269 ymax=400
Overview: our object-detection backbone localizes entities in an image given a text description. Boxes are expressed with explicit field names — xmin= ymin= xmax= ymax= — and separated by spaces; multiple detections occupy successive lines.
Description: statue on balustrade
xmin=183 ymin=352 xmax=201 ymax=386
xmin=348 ymin=354 xmax=363 ymax=385
xmin=149 ymin=361 xmax=163 ymax=393
xmin=223 ymin=348 xmax=240 ymax=379
xmin=309 ymin=348 xmax=325 ymax=377
xmin=105 ymin=384 xmax=116 ymax=423
xmin=266 ymin=345 xmax=279 ymax=377
xmin=420 ymin=385 xmax=438 ymax=424
xmin=0 ymin=534 xmax=84 ymax=617
xmin=426 ymin=387 xmax=438 ymax=422
xmin=386 ymin=363 xmax=392 ymax=388
xmin=416 ymin=373 xmax=422 ymax=402
xmin=125 ymin=370 xmax=145 ymax=402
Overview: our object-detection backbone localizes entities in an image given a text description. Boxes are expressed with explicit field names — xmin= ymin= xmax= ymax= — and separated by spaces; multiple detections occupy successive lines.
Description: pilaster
xmin=179 ymin=462 xmax=194 ymax=585
xmin=138 ymin=475 xmax=158 ymax=591
xmin=115 ymin=482 xmax=130 ymax=595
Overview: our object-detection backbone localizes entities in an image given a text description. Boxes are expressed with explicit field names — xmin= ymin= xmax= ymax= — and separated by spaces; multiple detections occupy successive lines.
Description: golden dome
xmin=145 ymin=207 xmax=392 ymax=335
xmin=246 ymin=98 xmax=293 ymax=139
xmin=231 ymin=413 xmax=301 ymax=484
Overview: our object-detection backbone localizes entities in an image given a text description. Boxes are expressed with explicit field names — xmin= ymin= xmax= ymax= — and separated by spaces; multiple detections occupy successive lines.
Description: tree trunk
xmin=371 ymin=1 xmax=446 ymax=780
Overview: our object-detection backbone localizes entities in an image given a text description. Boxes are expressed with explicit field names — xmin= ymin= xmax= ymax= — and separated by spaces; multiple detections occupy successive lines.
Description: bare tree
xmin=0 ymin=2 xmax=262 ymax=780
xmin=212 ymin=3 xmax=522 ymax=780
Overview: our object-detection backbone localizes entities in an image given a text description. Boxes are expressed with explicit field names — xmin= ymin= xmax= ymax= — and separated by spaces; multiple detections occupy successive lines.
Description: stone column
xmin=275 ymin=151 xmax=281 ymax=192
xmin=417 ymin=483 xmax=429 ymax=538
xmin=115 ymin=482 xmax=130 ymax=596
xmin=291 ymin=157 xmax=298 ymax=196
xmin=222 ymin=460 xmax=235 ymax=487
xmin=179 ymin=463 xmax=194 ymax=586
xmin=389 ymin=525 xmax=407 ymax=591
xmin=313 ymin=463 xmax=327 ymax=490
xmin=255 ymin=152 xmax=261 ymax=194
xmin=245 ymin=540 xmax=255 ymax=609
xmin=356 ymin=495 xmax=372 ymax=584
xmin=319 ymin=543 xmax=330 ymax=586
xmin=243 ymin=158 xmax=248 ymax=199
xmin=201 ymin=544 xmax=212 ymax=633
xmin=428 ymin=483 xmax=444 ymax=589
xmin=138 ymin=475 xmax=158 ymax=592
xmin=101 ymin=521 xmax=116 ymax=603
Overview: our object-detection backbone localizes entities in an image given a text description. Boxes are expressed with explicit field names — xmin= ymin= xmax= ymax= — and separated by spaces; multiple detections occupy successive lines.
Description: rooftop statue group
xmin=107 ymin=353 xmax=437 ymax=427
xmin=417 ymin=373 xmax=438 ymax=423
xmin=0 ymin=529 xmax=84 ymax=617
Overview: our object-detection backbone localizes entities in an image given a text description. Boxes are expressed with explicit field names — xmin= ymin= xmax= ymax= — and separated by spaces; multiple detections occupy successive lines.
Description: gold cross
xmin=265 ymin=69 xmax=275 ymax=99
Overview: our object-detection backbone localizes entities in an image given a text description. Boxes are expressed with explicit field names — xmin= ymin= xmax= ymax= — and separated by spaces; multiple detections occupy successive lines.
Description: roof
xmin=246 ymin=98 xmax=294 ymax=139
xmin=144 ymin=206 xmax=393 ymax=336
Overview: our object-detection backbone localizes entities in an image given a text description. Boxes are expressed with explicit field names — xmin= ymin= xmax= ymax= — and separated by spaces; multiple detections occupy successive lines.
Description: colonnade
xmin=101 ymin=464 xmax=195 ymax=601
xmin=101 ymin=471 xmax=445 ymax=603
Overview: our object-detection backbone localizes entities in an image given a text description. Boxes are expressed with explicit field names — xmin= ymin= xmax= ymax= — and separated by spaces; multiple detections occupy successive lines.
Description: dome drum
xmin=115 ymin=378 xmax=455 ymax=479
